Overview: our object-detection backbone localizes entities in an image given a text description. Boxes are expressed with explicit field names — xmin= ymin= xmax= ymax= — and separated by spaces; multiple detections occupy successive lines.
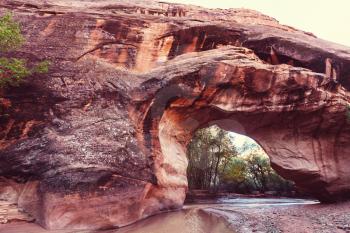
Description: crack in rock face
xmin=0 ymin=0 xmax=350 ymax=230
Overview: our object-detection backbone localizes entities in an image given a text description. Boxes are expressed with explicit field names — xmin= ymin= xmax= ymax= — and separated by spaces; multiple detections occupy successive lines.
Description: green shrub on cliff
xmin=0 ymin=13 xmax=24 ymax=51
xmin=0 ymin=13 xmax=49 ymax=89
xmin=347 ymin=105 xmax=350 ymax=123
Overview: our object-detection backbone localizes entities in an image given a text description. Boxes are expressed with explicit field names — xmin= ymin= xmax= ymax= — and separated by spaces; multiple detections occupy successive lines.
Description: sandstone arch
xmin=131 ymin=47 xmax=350 ymax=205
xmin=0 ymin=0 xmax=350 ymax=230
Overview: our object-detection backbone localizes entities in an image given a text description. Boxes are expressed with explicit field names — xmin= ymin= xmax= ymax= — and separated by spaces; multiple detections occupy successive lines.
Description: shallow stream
xmin=0 ymin=198 xmax=319 ymax=233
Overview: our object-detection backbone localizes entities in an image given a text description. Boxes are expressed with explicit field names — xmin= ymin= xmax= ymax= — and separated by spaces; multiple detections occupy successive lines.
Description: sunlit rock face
xmin=0 ymin=0 xmax=350 ymax=230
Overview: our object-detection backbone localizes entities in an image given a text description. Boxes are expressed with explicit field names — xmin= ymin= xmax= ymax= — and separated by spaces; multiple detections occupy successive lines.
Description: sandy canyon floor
xmin=0 ymin=198 xmax=349 ymax=233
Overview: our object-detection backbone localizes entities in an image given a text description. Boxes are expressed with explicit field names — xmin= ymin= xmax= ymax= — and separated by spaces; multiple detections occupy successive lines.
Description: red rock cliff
xmin=0 ymin=0 xmax=350 ymax=230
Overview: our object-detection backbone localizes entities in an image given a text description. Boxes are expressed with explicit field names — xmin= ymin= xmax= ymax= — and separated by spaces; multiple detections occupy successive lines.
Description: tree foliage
xmin=187 ymin=126 xmax=295 ymax=195
xmin=222 ymin=157 xmax=247 ymax=185
xmin=222 ymin=148 xmax=294 ymax=194
xmin=0 ymin=13 xmax=49 ymax=89
xmin=187 ymin=126 xmax=238 ymax=191
xmin=0 ymin=13 xmax=24 ymax=52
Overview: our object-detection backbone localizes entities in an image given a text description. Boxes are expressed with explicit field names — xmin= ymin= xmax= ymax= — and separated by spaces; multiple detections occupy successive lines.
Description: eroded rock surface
xmin=0 ymin=0 xmax=349 ymax=230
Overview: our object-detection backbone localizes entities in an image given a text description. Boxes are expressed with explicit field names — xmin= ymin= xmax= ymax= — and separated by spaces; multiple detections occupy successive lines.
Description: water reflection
xmin=109 ymin=208 xmax=234 ymax=233
xmin=0 ymin=198 xmax=319 ymax=233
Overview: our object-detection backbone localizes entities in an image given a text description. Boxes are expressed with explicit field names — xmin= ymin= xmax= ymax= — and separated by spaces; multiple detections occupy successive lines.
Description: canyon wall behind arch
xmin=0 ymin=0 xmax=350 ymax=230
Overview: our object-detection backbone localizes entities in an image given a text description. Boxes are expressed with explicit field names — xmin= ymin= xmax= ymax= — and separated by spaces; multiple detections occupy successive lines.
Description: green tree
xmin=187 ymin=126 xmax=238 ymax=192
xmin=222 ymin=152 xmax=295 ymax=194
xmin=0 ymin=13 xmax=49 ymax=89
xmin=245 ymin=154 xmax=272 ymax=192
xmin=187 ymin=126 xmax=296 ymax=195
xmin=210 ymin=129 xmax=239 ymax=191
xmin=187 ymin=128 xmax=215 ymax=190
xmin=222 ymin=157 xmax=247 ymax=186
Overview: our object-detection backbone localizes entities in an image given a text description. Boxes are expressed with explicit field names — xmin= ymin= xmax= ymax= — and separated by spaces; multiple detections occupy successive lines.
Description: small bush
xmin=34 ymin=60 xmax=50 ymax=74
xmin=0 ymin=13 xmax=49 ymax=89
xmin=0 ymin=57 xmax=29 ymax=88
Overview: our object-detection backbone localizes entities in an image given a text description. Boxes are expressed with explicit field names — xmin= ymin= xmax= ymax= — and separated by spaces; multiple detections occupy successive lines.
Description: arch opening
xmin=154 ymin=100 xmax=346 ymax=203
xmin=185 ymin=125 xmax=300 ymax=201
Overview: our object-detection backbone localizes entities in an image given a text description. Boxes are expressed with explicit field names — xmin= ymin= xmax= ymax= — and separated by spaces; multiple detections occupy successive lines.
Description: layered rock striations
xmin=0 ymin=0 xmax=349 ymax=230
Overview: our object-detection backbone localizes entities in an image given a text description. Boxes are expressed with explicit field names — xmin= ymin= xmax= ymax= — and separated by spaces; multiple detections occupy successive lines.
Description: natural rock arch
xmin=0 ymin=0 xmax=350 ymax=231
xmin=131 ymin=47 xmax=350 ymax=205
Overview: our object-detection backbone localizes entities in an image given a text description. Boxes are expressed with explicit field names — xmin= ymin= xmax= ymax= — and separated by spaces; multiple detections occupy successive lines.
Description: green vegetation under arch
xmin=187 ymin=125 xmax=295 ymax=196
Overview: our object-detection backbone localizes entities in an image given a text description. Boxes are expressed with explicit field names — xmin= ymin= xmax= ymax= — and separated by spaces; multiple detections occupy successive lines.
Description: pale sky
xmin=162 ymin=0 xmax=350 ymax=47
